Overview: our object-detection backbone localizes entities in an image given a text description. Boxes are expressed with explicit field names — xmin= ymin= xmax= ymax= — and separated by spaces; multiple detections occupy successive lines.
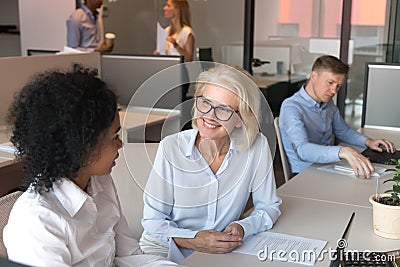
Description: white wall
xmin=18 ymin=0 xmax=75 ymax=56
xmin=254 ymin=0 xmax=280 ymax=42
xmin=190 ymin=0 xmax=244 ymax=62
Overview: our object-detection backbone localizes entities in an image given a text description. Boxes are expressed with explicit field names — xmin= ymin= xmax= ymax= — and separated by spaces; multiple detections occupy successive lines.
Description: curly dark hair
xmin=8 ymin=64 xmax=117 ymax=193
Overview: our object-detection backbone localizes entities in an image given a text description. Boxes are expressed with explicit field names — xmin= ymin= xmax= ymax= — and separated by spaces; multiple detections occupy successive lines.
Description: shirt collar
xmin=82 ymin=5 xmax=98 ymax=20
xmin=185 ymin=129 xmax=199 ymax=158
xmin=184 ymin=128 xmax=235 ymax=158
xmin=299 ymin=86 xmax=328 ymax=109
xmin=52 ymin=177 xmax=103 ymax=217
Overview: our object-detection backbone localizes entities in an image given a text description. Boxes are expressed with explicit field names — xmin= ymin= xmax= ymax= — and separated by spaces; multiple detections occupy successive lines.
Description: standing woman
xmin=164 ymin=0 xmax=195 ymax=62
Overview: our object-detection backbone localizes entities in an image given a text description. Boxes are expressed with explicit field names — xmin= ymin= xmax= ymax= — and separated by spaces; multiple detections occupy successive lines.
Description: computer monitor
xmin=362 ymin=62 xmax=400 ymax=130
xmin=100 ymin=54 xmax=184 ymax=109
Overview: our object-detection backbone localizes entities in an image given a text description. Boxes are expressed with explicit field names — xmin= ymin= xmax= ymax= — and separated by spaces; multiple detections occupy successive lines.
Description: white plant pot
xmin=369 ymin=194 xmax=400 ymax=239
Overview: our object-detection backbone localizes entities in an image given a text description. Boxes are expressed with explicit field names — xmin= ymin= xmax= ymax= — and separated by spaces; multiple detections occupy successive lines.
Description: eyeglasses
xmin=195 ymin=96 xmax=238 ymax=121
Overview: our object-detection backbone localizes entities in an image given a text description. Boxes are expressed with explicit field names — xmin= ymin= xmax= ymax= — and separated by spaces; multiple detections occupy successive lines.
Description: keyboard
xmin=361 ymin=147 xmax=400 ymax=165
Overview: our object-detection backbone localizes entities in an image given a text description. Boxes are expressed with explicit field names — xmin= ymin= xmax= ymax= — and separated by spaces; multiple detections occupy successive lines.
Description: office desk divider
xmin=0 ymin=53 xmax=185 ymax=127
xmin=0 ymin=53 xmax=101 ymax=125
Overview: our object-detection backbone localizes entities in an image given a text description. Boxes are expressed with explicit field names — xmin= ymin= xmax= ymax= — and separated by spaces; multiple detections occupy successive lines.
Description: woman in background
xmin=4 ymin=65 xmax=177 ymax=267
xmin=163 ymin=0 xmax=195 ymax=62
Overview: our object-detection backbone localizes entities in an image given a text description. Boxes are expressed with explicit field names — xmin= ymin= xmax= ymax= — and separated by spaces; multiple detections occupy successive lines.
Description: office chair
xmin=274 ymin=117 xmax=292 ymax=182
xmin=0 ymin=191 xmax=23 ymax=258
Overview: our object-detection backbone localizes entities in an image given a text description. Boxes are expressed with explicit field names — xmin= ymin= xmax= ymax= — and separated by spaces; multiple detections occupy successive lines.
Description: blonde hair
xmin=192 ymin=65 xmax=261 ymax=151
xmin=169 ymin=0 xmax=191 ymax=35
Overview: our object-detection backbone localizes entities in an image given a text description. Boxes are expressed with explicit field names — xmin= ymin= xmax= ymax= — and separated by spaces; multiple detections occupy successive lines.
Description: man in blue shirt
xmin=279 ymin=55 xmax=394 ymax=178
xmin=66 ymin=0 xmax=113 ymax=52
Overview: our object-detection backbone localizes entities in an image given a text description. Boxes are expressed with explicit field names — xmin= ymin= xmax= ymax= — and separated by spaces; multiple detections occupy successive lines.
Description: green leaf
xmin=393 ymin=185 xmax=400 ymax=193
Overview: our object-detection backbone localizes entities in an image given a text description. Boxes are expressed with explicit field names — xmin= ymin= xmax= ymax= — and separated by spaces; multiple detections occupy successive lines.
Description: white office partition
xmin=0 ymin=53 xmax=101 ymax=125
xmin=362 ymin=63 xmax=400 ymax=130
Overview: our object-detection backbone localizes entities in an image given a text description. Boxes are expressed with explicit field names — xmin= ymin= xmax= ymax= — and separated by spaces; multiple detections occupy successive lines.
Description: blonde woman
xmin=139 ymin=65 xmax=281 ymax=263
xmin=163 ymin=0 xmax=194 ymax=62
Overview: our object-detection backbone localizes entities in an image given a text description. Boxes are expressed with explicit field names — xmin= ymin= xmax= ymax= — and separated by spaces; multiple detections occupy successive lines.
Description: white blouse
xmin=4 ymin=175 xmax=177 ymax=267
xmin=141 ymin=129 xmax=282 ymax=262
xmin=165 ymin=25 xmax=193 ymax=56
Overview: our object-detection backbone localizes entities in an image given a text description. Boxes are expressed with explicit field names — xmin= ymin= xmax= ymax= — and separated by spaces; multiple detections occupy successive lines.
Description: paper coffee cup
xmin=105 ymin=32 xmax=116 ymax=46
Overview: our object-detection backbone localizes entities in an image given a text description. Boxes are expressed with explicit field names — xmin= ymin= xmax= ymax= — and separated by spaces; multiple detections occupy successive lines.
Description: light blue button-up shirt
xmin=141 ymin=129 xmax=281 ymax=263
xmin=279 ymin=86 xmax=369 ymax=173
xmin=66 ymin=5 xmax=103 ymax=50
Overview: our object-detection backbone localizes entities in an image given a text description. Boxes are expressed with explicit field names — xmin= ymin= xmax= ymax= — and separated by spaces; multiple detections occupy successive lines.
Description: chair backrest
xmin=0 ymin=191 xmax=23 ymax=258
xmin=274 ymin=117 xmax=292 ymax=182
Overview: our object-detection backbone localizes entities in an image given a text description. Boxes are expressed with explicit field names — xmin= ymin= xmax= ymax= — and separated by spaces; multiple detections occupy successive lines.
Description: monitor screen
xmin=362 ymin=62 xmax=400 ymax=130
xmin=100 ymin=54 xmax=183 ymax=109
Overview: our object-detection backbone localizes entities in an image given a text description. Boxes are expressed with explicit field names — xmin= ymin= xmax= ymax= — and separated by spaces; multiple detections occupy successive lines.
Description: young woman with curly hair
xmin=3 ymin=65 xmax=177 ymax=267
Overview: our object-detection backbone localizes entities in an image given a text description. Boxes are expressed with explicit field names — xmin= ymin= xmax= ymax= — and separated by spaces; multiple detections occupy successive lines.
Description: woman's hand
xmin=173 ymin=229 xmax=242 ymax=254
xmin=167 ymin=36 xmax=178 ymax=48
xmin=95 ymin=42 xmax=113 ymax=52
xmin=223 ymin=222 xmax=244 ymax=239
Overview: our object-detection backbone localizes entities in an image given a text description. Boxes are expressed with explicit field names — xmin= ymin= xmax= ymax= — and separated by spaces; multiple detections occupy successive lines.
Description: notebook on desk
xmin=361 ymin=147 xmax=400 ymax=165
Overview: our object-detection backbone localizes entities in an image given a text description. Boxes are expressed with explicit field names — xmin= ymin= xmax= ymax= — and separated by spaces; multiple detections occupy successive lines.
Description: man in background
xmin=279 ymin=55 xmax=394 ymax=178
xmin=66 ymin=0 xmax=113 ymax=52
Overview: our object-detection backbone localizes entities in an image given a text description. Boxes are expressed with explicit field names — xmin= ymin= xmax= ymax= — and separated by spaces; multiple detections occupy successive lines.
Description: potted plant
xmin=369 ymin=159 xmax=400 ymax=239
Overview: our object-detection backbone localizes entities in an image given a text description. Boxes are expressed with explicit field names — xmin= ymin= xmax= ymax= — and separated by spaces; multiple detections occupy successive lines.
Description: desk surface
xmin=119 ymin=106 xmax=181 ymax=142
xmin=277 ymin=162 xmax=389 ymax=208
xmin=120 ymin=106 xmax=180 ymax=131
xmin=0 ymin=126 xmax=14 ymax=166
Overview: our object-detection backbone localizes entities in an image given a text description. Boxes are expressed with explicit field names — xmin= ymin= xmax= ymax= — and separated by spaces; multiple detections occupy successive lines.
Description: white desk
xmin=277 ymin=163 xmax=390 ymax=208
xmin=119 ymin=106 xmax=181 ymax=143
xmin=0 ymin=126 xmax=14 ymax=166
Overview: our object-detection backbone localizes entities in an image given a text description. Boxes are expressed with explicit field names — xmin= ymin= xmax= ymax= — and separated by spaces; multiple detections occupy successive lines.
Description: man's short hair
xmin=312 ymin=55 xmax=350 ymax=75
